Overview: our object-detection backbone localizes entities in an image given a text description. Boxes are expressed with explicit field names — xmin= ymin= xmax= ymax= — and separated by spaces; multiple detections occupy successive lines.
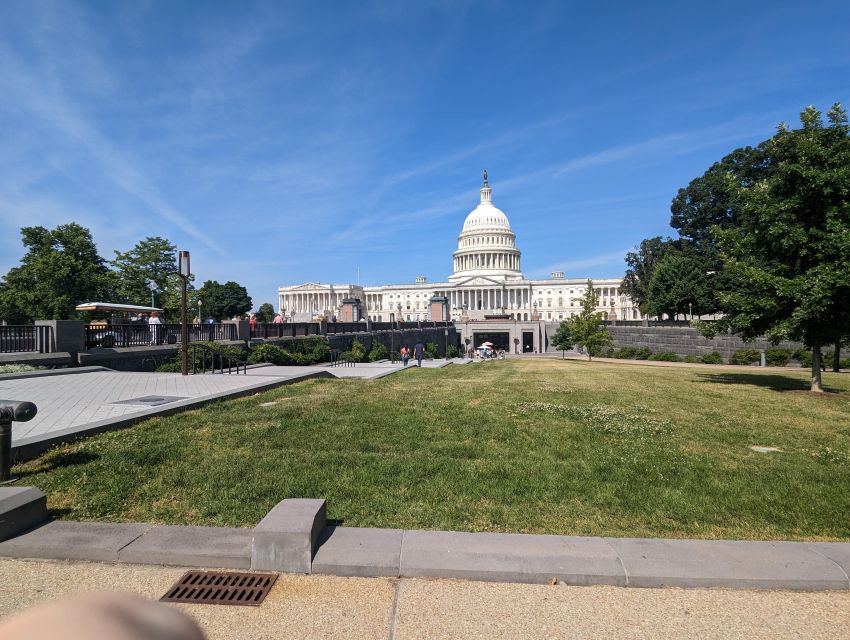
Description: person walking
xmin=148 ymin=311 xmax=162 ymax=346
xmin=272 ymin=313 xmax=284 ymax=324
xmin=413 ymin=341 xmax=425 ymax=367
xmin=400 ymin=344 xmax=410 ymax=367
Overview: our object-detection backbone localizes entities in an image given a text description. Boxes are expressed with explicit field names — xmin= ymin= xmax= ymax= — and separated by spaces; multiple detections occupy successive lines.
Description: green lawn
xmin=16 ymin=359 xmax=850 ymax=540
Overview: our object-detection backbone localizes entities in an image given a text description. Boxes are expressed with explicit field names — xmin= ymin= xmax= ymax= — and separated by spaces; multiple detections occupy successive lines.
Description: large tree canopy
xmin=111 ymin=237 xmax=177 ymax=308
xmin=197 ymin=280 xmax=252 ymax=321
xmin=0 ymin=223 xmax=111 ymax=322
xmin=703 ymin=103 xmax=850 ymax=391
xmin=620 ymin=236 xmax=679 ymax=314
xmin=645 ymin=253 xmax=715 ymax=320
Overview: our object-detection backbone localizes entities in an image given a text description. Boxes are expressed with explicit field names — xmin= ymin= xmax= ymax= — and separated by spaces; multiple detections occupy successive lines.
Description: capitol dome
xmin=448 ymin=172 xmax=523 ymax=282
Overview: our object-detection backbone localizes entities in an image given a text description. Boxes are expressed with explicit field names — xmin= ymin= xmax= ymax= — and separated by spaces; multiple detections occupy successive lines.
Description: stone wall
xmin=605 ymin=326 xmax=802 ymax=359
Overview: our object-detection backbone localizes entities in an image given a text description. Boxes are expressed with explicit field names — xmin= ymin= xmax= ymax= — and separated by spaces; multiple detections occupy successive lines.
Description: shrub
xmin=154 ymin=362 xmax=181 ymax=372
xmin=0 ymin=364 xmax=42 ymax=374
xmin=792 ymin=347 xmax=812 ymax=368
xmin=729 ymin=348 xmax=761 ymax=365
xmin=368 ymin=342 xmax=389 ymax=362
xmin=247 ymin=344 xmax=290 ymax=365
xmin=424 ymin=342 xmax=439 ymax=359
xmin=701 ymin=351 xmax=723 ymax=364
xmin=683 ymin=355 xmax=701 ymax=363
xmin=446 ymin=344 xmax=461 ymax=358
xmin=648 ymin=352 xmax=681 ymax=362
xmin=840 ymin=357 xmax=850 ymax=370
xmin=633 ymin=347 xmax=652 ymax=360
xmin=602 ymin=347 xmax=615 ymax=358
xmin=765 ymin=347 xmax=791 ymax=367
xmin=613 ymin=346 xmax=639 ymax=359
xmin=349 ymin=339 xmax=367 ymax=362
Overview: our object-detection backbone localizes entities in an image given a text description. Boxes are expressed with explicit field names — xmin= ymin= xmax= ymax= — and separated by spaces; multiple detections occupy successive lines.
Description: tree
xmin=565 ymin=280 xmax=612 ymax=360
xmin=645 ymin=253 xmax=715 ymax=320
xmin=700 ymin=103 xmax=850 ymax=392
xmin=620 ymin=236 xmax=678 ymax=314
xmin=256 ymin=302 xmax=276 ymax=323
xmin=111 ymin=237 xmax=177 ymax=307
xmin=0 ymin=223 xmax=111 ymax=322
xmin=196 ymin=280 xmax=252 ymax=321
xmin=551 ymin=321 xmax=574 ymax=359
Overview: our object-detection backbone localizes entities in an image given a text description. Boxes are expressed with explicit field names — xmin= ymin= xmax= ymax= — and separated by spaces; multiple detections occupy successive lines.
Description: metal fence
xmin=249 ymin=322 xmax=321 ymax=339
xmin=85 ymin=323 xmax=236 ymax=349
xmin=0 ymin=325 xmax=54 ymax=354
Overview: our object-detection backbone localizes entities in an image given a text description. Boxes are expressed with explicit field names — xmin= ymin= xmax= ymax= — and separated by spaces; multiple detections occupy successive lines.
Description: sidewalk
xmin=0 ymin=558 xmax=846 ymax=639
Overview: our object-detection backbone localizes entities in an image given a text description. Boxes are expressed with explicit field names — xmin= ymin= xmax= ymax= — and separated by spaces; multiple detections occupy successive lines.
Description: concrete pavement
xmin=0 ymin=558 xmax=846 ymax=639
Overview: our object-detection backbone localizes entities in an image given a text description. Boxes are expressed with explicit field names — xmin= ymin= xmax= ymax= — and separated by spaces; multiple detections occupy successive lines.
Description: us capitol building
xmin=279 ymin=173 xmax=641 ymax=347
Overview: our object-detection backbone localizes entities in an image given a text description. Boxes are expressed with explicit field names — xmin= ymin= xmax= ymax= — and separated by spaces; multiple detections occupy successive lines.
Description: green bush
xmin=0 ymin=364 xmax=42 ymax=374
xmin=602 ymin=347 xmax=615 ymax=358
xmin=424 ymin=342 xmax=439 ymax=359
xmin=730 ymin=348 xmax=761 ymax=365
xmin=701 ymin=351 xmax=723 ymax=364
xmin=349 ymin=339 xmax=367 ymax=362
xmin=247 ymin=344 xmax=289 ymax=365
xmin=368 ymin=342 xmax=389 ymax=362
xmin=633 ymin=347 xmax=652 ymax=360
xmin=765 ymin=347 xmax=791 ymax=367
xmin=683 ymin=355 xmax=701 ymax=363
xmin=792 ymin=347 xmax=812 ymax=367
xmin=648 ymin=352 xmax=681 ymax=362
xmin=446 ymin=344 xmax=461 ymax=358
xmin=613 ymin=346 xmax=636 ymax=359
xmin=154 ymin=362 xmax=181 ymax=372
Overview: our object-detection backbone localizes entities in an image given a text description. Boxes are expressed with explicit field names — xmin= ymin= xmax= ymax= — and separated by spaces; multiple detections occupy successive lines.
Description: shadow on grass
xmin=13 ymin=450 xmax=100 ymax=478
xmin=696 ymin=372 xmax=840 ymax=393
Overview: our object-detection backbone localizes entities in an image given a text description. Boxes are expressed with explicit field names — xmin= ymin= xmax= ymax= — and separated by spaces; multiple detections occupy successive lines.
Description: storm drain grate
xmin=160 ymin=571 xmax=278 ymax=606
xmin=111 ymin=395 xmax=187 ymax=407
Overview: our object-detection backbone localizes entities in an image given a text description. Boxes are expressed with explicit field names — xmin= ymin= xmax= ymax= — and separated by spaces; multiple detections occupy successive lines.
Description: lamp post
xmin=147 ymin=280 xmax=158 ymax=308
xmin=444 ymin=327 xmax=449 ymax=359
xmin=178 ymin=250 xmax=190 ymax=376
xmin=688 ymin=302 xmax=693 ymax=321
xmin=197 ymin=299 xmax=202 ymax=323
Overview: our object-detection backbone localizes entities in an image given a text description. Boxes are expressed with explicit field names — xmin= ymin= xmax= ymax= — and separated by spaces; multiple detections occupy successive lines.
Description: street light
xmin=197 ymin=299 xmax=202 ymax=322
xmin=178 ymin=250 xmax=190 ymax=376
xmin=146 ymin=280 xmax=158 ymax=308
xmin=688 ymin=302 xmax=693 ymax=321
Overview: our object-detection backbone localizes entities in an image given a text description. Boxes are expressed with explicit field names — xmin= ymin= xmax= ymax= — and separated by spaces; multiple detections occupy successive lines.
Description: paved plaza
xmin=1 ymin=359 xmax=470 ymax=454
xmin=0 ymin=558 xmax=846 ymax=639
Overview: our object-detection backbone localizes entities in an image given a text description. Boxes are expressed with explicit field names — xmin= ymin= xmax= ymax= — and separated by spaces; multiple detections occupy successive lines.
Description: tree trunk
xmin=811 ymin=346 xmax=823 ymax=393
xmin=833 ymin=344 xmax=841 ymax=372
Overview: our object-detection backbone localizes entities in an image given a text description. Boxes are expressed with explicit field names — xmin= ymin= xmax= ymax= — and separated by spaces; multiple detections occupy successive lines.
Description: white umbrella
xmin=480 ymin=341 xmax=494 ymax=347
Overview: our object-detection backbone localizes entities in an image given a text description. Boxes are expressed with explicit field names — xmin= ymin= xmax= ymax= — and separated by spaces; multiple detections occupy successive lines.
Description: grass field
xmin=15 ymin=359 xmax=850 ymax=540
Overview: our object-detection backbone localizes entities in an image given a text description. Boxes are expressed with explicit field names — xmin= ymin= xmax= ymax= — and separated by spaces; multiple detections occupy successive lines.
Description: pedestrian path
xmin=0 ymin=558 xmax=845 ymax=639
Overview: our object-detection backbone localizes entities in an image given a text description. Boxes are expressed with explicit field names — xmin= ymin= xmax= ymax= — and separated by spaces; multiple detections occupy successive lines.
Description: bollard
xmin=0 ymin=401 xmax=37 ymax=481
xmin=759 ymin=350 xmax=766 ymax=367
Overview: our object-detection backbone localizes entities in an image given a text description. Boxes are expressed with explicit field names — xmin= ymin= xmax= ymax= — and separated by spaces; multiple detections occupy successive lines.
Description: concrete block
xmin=400 ymin=530 xmax=626 ymax=586
xmin=0 ymin=521 xmax=149 ymax=562
xmin=608 ymin=538 xmax=849 ymax=590
xmin=251 ymin=498 xmax=326 ymax=573
xmin=120 ymin=525 xmax=251 ymax=569
xmin=0 ymin=487 xmax=47 ymax=541
xmin=807 ymin=542 xmax=850 ymax=581
xmin=312 ymin=526 xmax=403 ymax=577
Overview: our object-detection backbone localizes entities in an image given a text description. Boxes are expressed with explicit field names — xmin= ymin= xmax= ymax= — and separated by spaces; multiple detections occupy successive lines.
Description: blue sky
xmin=1 ymin=1 xmax=848 ymax=308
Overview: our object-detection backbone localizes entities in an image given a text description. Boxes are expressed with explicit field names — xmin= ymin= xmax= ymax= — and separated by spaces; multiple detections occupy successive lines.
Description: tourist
xmin=272 ymin=313 xmax=284 ymax=324
xmin=147 ymin=311 xmax=161 ymax=345
xmin=249 ymin=314 xmax=257 ymax=332
xmin=400 ymin=344 xmax=410 ymax=367
xmin=413 ymin=341 xmax=425 ymax=367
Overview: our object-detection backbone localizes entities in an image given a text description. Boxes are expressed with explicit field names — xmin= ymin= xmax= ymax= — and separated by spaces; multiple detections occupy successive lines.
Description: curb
xmin=0 ymin=493 xmax=848 ymax=591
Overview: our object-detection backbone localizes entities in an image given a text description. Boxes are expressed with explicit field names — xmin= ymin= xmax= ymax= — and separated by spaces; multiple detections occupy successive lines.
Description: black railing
xmin=330 ymin=349 xmax=355 ymax=367
xmin=190 ymin=343 xmax=247 ymax=375
xmin=85 ymin=323 xmax=237 ymax=349
xmin=0 ymin=325 xmax=53 ymax=354
xmin=250 ymin=322 xmax=321 ymax=339
xmin=326 ymin=322 xmax=364 ymax=334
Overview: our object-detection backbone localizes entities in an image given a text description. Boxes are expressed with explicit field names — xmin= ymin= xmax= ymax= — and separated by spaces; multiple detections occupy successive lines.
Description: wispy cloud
xmin=532 ymin=249 xmax=632 ymax=279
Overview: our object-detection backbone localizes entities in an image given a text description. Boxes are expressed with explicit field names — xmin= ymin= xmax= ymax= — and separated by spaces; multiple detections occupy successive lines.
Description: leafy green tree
xmin=0 ymin=223 xmax=111 ymax=322
xmin=111 ymin=237 xmax=177 ymax=307
xmin=256 ymin=302 xmax=276 ymax=323
xmin=551 ymin=321 xmax=574 ymax=358
xmin=620 ymin=236 xmax=678 ymax=313
xmin=196 ymin=280 xmax=252 ymax=321
xmin=566 ymin=280 xmax=612 ymax=360
xmin=701 ymin=103 xmax=850 ymax=392
xmin=645 ymin=253 xmax=715 ymax=320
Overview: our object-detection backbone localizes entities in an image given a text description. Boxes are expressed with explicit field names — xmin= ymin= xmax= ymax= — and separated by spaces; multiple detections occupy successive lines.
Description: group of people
xmin=399 ymin=342 xmax=425 ymax=367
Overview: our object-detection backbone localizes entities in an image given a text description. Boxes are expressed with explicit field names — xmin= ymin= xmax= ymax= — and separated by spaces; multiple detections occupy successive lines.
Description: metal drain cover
xmin=161 ymin=571 xmax=277 ymax=606
xmin=111 ymin=395 xmax=187 ymax=407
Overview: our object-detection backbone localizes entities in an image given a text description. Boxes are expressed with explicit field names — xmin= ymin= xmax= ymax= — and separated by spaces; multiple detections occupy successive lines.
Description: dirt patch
xmin=467 ymin=398 xmax=482 ymax=407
